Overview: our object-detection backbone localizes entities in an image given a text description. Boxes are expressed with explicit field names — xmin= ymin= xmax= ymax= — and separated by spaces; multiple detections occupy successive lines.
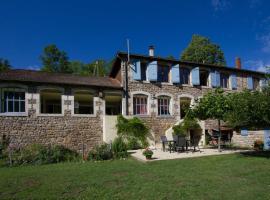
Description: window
xmin=105 ymin=93 xmax=122 ymax=115
xmin=157 ymin=65 xmax=170 ymax=82
xmin=180 ymin=97 xmax=191 ymax=119
xmin=180 ymin=68 xmax=190 ymax=84
xmin=158 ymin=96 xmax=170 ymax=116
xmin=253 ymin=77 xmax=260 ymax=90
xmin=133 ymin=95 xmax=148 ymax=115
xmin=200 ymin=70 xmax=209 ymax=86
xmin=40 ymin=89 xmax=62 ymax=114
xmin=74 ymin=91 xmax=93 ymax=114
xmin=0 ymin=88 xmax=25 ymax=113
xmin=141 ymin=62 xmax=147 ymax=81
xmin=220 ymin=73 xmax=229 ymax=88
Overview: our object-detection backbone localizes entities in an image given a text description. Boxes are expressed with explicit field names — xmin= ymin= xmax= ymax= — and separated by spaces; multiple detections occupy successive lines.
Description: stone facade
xmin=231 ymin=130 xmax=264 ymax=148
xmin=0 ymin=83 xmax=106 ymax=154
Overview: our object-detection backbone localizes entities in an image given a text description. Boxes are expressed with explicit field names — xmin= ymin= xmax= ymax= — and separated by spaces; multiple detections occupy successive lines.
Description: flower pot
xmin=145 ymin=155 xmax=152 ymax=160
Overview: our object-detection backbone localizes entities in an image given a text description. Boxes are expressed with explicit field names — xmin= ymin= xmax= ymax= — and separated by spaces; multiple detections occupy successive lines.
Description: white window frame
xmin=157 ymin=96 xmax=171 ymax=116
xmin=37 ymin=87 xmax=64 ymax=116
xmin=133 ymin=94 xmax=148 ymax=116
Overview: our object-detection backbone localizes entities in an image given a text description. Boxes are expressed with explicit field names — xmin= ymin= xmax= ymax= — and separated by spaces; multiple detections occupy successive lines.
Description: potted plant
xmin=142 ymin=148 xmax=153 ymax=160
xmin=254 ymin=140 xmax=264 ymax=151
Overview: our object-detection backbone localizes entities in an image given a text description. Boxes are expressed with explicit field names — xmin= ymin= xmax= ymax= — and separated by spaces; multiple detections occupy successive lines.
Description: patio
xmin=130 ymin=147 xmax=249 ymax=162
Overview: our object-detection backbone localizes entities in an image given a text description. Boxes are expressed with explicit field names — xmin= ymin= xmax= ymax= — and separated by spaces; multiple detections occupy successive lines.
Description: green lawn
xmin=0 ymin=153 xmax=270 ymax=200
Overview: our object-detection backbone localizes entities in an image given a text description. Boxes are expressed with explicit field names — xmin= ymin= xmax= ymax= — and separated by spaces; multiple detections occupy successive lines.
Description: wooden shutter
xmin=230 ymin=74 xmax=237 ymax=89
xmin=132 ymin=60 xmax=141 ymax=80
xmin=191 ymin=67 xmax=200 ymax=85
xmin=171 ymin=64 xmax=180 ymax=83
xmin=247 ymin=76 xmax=253 ymax=90
xmin=215 ymin=71 xmax=220 ymax=87
xmin=148 ymin=61 xmax=158 ymax=81
xmin=211 ymin=71 xmax=216 ymax=87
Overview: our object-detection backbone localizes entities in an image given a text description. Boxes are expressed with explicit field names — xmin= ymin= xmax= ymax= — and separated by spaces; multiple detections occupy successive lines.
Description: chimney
xmin=235 ymin=57 xmax=241 ymax=69
xmin=149 ymin=45 xmax=154 ymax=57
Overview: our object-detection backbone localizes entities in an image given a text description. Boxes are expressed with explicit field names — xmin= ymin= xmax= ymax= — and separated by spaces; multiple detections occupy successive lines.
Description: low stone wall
xmin=231 ymin=130 xmax=264 ymax=148
xmin=0 ymin=110 xmax=103 ymax=154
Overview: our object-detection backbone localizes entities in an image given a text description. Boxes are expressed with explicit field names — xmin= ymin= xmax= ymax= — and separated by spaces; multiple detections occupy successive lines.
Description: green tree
xmin=190 ymin=88 xmax=230 ymax=151
xmin=80 ymin=59 xmax=113 ymax=76
xmin=40 ymin=44 xmax=72 ymax=73
xmin=180 ymin=34 xmax=226 ymax=65
xmin=0 ymin=58 xmax=11 ymax=72
xmin=69 ymin=61 xmax=86 ymax=75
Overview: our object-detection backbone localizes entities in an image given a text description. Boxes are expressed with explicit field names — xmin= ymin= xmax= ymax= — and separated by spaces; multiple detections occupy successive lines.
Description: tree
xmin=40 ymin=44 xmax=72 ymax=73
xmin=190 ymin=88 xmax=230 ymax=151
xmin=180 ymin=34 xmax=226 ymax=65
xmin=0 ymin=58 xmax=11 ymax=72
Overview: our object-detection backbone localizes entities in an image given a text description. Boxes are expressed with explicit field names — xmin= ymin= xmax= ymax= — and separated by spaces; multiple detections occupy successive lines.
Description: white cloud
xmin=244 ymin=60 xmax=270 ymax=72
xmin=24 ymin=65 xmax=40 ymax=70
xmin=211 ymin=0 xmax=230 ymax=11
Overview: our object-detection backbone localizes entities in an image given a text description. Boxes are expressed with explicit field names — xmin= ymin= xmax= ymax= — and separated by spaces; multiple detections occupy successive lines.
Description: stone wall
xmin=0 ymin=83 xmax=106 ymax=154
xmin=231 ymin=130 xmax=264 ymax=148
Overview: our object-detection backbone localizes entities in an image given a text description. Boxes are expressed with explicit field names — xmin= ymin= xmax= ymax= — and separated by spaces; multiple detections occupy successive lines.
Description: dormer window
xmin=200 ymin=70 xmax=209 ymax=86
xmin=157 ymin=65 xmax=170 ymax=82
xmin=220 ymin=73 xmax=229 ymax=88
xmin=180 ymin=68 xmax=190 ymax=84
xmin=141 ymin=62 xmax=147 ymax=81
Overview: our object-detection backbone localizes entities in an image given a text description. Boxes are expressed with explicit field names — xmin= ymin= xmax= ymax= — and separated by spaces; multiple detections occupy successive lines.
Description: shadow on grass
xmin=240 ymin=151 xmax=270 ymax=159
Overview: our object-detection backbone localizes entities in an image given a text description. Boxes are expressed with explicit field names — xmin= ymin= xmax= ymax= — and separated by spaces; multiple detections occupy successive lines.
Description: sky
xmin=0 ymin=0 xmax=270 ymax=72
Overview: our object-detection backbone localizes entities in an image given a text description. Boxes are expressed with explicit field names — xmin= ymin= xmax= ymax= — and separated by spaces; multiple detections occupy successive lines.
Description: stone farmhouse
xmin=0 ymin=46 xmax=268 ymax=153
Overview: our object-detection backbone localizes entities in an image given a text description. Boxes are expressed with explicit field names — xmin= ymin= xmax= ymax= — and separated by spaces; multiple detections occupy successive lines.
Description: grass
xmin=0 ymin=153 xmax=270 ymax=200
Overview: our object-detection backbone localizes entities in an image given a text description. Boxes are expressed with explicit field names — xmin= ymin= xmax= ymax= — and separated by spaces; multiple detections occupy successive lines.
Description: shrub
xmin=112 ymin=137 xmax=128 ymax=158
xmin=126 ymin=138 xmax=142 ymax=150
xmin=142 ymin=148 xmax=153 ymax=159
xmin=254 ymin=140 xmax=264 ymax=151
xmin=88 ymin=143 xmax=113 ymax=161
xmin=5 ymin=144 xmax=79 ymax=166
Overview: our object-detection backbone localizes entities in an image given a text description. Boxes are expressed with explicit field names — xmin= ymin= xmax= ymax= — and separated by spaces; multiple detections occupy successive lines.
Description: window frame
xmin=133 ymin=94 xmax=148 ymax=116
xmin=180 ymin=67 xmax=190 ymax=85
xmin=72 ymin=90 xmax=95 ymax=116
xmin=220 ymin=73 xmax=229 ymax=89
xmin=157 ymin=95 xmax=171 ymax=116
xmin=0 ymin=88 xmax=27 ymax=116
xmin=157 ymin=65 xmax=170 ymax=83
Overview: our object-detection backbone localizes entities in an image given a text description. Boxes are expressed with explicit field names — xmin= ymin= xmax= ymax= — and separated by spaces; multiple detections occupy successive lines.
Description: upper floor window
xmin=141 ymin=62 xmax=147 ymax=81
xmin=0 ymin=88 xmax=25 ymax=113
xmin=157 ymin=65 xmax=170 ymax=82
xmin=180 ymin=68 xmax=190 ymax=84
xmin=133 ymin=94 xmax=148 ymax=115
xmin=200 ymin=70 xmax=209 ymax=86
xmin=158 ymin=96 xmax=170 ymax=116
xmin=220 ymin=73 xmax=229 ymax=88
xmin=74 ymin=91 xmax=93 ymax=115
xmin=253 ymin=77 xmax=260 ymax=90
xmin=40 ymin=89 xmax=62 ymax=114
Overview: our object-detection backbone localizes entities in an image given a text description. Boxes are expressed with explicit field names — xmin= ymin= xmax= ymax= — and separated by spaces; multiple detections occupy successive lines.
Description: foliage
xmin=112 ymin=137 xmax=128 ymax=159
xmin=254 ymin=140 xmax=264 ymax=151
xmin=4 ymin=144 xmax=79 ymax=166
xmin=0 ymin=58 xmax=11 ymax=72
xmin=180 ymin=34 xmax=226 ymax=65
xmin=142 ymin=148 xmax=153 ymax=157
xmin=116 ymin=115 xmax=149 ymax=148
xmin=225 ymin=88 xmax=270 ymax=129
xmin=173 ymin=117 xmax=200 ymax=136
xmin=172 ymin=124 xmax=186 ymax=136
xmin=88 ymin=143 xmax=113 ymax=161
xmin=126 ymin=137 xmax=142 ymax=150
xmin=40 ymin=44 xmax=72 ymax=73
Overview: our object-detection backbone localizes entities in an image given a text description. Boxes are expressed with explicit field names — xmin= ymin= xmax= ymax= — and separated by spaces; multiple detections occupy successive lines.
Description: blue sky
xmin=0 ymin=0 xmax=270 ymax=72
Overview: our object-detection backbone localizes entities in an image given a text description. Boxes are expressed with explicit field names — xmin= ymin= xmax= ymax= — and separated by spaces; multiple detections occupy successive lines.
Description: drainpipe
xmin=125 ymin=60 xmax=129 ymax=116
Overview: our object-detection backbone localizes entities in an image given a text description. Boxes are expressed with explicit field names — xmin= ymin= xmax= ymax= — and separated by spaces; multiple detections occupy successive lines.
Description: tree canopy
xmin=180 ymin=34 xmax=226 ymax=65
xmin=0 ymin=58 xmax=11 ymax=72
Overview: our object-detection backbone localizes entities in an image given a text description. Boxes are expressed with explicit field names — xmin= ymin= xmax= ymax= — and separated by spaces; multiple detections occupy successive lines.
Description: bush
xmin=126 ymin=138 xmax=142 ymax=150
xmin=112 ymin=137 xmax=128 ymax=158
xmin=254 ymin=140 xmax=264 ymax=151
xmin=6 ymin=144 xmax=79 ymax=166
xmin=142 ymin=148 xmax=153 ymax=159
xmin=88 ymin=143 xmax=113 ymax=161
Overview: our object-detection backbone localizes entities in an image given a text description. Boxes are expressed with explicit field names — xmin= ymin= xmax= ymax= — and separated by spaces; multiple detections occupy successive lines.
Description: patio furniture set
xmin=160 ymin=135 xmax=201 ymax=153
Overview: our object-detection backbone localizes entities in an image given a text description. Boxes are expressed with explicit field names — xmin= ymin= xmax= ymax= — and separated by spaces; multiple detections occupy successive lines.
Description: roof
xmin=0 ymin=69 xmax=122 ymax=89
xmin=110 ymin=52 xmax=266 ymax=77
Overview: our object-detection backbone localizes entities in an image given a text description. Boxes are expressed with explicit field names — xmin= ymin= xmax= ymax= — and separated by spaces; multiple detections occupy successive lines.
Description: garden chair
xmin=175 ymin=136 xmax=187 ymax=152
xmin=191 ymin=136 xmax=201 ymax=153
xmin=160 ymin=136 xmax=168 ymax=152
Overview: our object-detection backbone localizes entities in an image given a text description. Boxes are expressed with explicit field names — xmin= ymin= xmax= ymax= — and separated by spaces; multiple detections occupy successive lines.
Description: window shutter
xmin=247 ymin=76 xmax=253 ymax=90
xmin=241 ymin=129 xmax=248 ymax=136
xmin=171 ymin=64 xmax=180 ymax=83
xmin=211 ymin=71 xmax=216 ymax=87
xmin=260 ymin=79 xmax=267 ymax=89
xmin=191 ymin=67 xmax=200 ymax=85
xmin=215 ymin=71 xmax=220 ymax=87
xmin=230 ymin=74 xmax=237 ymax=89
xmin=148 ymin=61 xmax=158 ymax=81
xmin=264 ymin=129 xmax=270 ymax=150
xmin=132 ymin=60 xmax=141 ymax=80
